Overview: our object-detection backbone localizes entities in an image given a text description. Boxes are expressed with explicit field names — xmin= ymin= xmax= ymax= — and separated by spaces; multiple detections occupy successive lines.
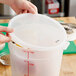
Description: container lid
xmin=8 ymin=13 xmax=68 ymax=51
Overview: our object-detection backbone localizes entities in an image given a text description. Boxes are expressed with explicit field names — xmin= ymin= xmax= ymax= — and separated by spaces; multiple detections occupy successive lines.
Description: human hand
xmin=10 ymin=0 xmax=38 ymax=14
xmin=0 ymin=26 xmax=13 ymax=44
xmin=0 ymin=0 xmax=38 ymax=14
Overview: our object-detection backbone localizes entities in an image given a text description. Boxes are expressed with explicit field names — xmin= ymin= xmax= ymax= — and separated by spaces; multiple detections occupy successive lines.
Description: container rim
xmin=8 ymin=13 xmax=68 ymax=51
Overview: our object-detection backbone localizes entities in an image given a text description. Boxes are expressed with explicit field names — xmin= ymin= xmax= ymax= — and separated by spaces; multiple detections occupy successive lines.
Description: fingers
xmin=0 ymin=26 xmax=13 ymax=43
xmin=27 ymin=6 xmax=36 ymax=14
xmin=11 ymin=6 xmax=21 ymax=14
xmin=0 ymin=33 xmax=11 ymax=43
xmin=23 ymin=1 xmax=38 ymax=14
xmin=11 ymin=0 xmax=38 ymax=14
xmin=21 ymin=9 xmax=27 ymax=14
xmin=24 ymin=2 xmax=36 ymax=14
xmin=0 ymin=26 xmax=14 ymax=33
xmin=28 ymin=1 xmax=38 ymax=14
xmin=23 ymin=10 xmax=27 ymax=13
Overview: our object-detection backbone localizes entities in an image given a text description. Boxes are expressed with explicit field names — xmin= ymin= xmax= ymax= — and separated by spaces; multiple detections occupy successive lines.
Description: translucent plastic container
xmin=8 ymin=14 xmax=69 ymax=76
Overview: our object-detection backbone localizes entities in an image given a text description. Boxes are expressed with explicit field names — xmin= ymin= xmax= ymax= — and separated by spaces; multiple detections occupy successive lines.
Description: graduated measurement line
xmin=24 ymin=50 xmax=26 ymax=76
xmin=27 ymin=51 xmax=29 ymax=76
xmin=24 ymin=49 xmax=35 ymax=76
xmin=11 ymin=41 xmax=34 ymax=76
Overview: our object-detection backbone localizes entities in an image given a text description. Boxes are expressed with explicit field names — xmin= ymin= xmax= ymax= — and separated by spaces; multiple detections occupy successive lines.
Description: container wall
xmin=9 ymin=42 xmax=63 ymax=76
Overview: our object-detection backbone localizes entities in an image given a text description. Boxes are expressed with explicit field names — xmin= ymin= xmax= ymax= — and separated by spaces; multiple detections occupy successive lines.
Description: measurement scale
xmin=11 ymin=41 xmax=35 ymax=76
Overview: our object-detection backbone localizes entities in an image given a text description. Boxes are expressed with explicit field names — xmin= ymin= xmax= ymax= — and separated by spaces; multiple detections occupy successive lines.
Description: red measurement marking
xmin=30 ymin=63 xmax=34 ymax=66
xmin=24 ymin=61 xmax=34 ymax=66
xmin=24 ymin=51 xmax=26 ymax=52
xmin=27 ymin=48 xmax=35 ymax=54
xmin=24 ymin=48 xmax=35 ymax=76
xmin=30 ymin=52 xmax=34 ymax=54
xmin=23 ymin=50 xmax=34 ymax=54
xmin=24 ymin=74 xmax=26 ymax=76
xmin=27 ymin=51 xmax=29 ymax=76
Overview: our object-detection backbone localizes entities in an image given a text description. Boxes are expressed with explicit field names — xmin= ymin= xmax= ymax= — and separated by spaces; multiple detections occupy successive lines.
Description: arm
xmin=0 ymin=0 xmax=38 ymax=14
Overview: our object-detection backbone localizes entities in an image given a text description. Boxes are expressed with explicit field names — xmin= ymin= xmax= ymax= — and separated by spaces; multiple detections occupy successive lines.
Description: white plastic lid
xmin=8 ymin=13 xmax=68 ymax=51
